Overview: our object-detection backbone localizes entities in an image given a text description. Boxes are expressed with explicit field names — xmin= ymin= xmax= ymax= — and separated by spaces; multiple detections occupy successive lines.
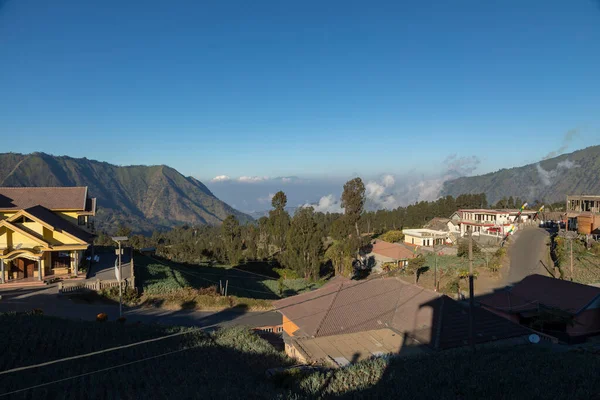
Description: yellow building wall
xmin=21 ymin=221 xmax=44 ymax=235
xmin=0 ymin=212 xmax=16 ymax=220
xmin=6 ymin=231 xmax=42 ymax=249
xmin=57 ymin=211 xmax=79 ymax=225
xmin=404 ymin=234 xmax=425 ymax=246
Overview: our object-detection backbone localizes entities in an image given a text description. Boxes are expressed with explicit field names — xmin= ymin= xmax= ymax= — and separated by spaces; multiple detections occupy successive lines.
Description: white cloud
xmin=557 ymin=159 xmax=577 ymax=170
xmin=238 ymin=176 xmax=269 ymax=183
xmin=304 ymin=194 xmax=343 ymax=213
xmin=536 ymin=158 xmax=578 ymax=186
xmin=211 ymin=175 xmax=231 ymax=182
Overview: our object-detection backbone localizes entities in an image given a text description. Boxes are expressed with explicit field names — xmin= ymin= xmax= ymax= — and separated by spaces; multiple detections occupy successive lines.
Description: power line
xmin=0 ymin=345 xmax=199 ymax=398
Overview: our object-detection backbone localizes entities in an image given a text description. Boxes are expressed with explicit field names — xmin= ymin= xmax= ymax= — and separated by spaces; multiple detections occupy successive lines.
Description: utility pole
xmin=468 ymin=226 xmax=475 ymax=350
xmin=112 ymin=236 xmax=128 ymax=319
xmin=570 ymin=238 xmax=574 ymax=282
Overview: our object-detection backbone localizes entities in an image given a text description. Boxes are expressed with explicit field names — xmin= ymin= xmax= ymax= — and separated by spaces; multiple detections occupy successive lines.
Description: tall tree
xmin=282 ymin=207 xmax=324 ymax=280
xmin=268 ymin=191 xmax=290 ymax=256
xmin=221 ymin=215 xmax=242 ymax=265
xmin=340 ymin=177 xmax=366 ymax=238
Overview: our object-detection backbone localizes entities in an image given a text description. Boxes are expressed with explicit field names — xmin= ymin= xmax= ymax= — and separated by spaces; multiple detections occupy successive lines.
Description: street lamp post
xmin=112 ymin=236 xmax=128 ymax=318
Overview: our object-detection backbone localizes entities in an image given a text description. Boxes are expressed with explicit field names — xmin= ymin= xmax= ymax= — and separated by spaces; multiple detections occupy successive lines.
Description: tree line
xmin=95 ymin=180 xmax=491 ymax=281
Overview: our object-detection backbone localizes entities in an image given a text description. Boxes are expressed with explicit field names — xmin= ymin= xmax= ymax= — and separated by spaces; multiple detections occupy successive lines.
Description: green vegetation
xmin=0 ymin=313 xmax=292 ymax=399
xmin=379 ymin=230 xmax=404 ymax=243
xmin=135 ymin=255 xmax=322 ymax=310
xmin=3 ymin=314 xmax=600 ymax=399
xmin=289 ymin=345 xmax=600 ymax=399
xmin=554 ymin=236 xmax=600 ymax=284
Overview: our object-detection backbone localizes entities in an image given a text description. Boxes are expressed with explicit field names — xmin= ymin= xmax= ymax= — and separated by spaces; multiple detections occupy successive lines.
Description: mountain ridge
xmin=0 ymin=152 xmax=252 ymax=234
xmin=440 ymin=145 xmax=600 ymax=204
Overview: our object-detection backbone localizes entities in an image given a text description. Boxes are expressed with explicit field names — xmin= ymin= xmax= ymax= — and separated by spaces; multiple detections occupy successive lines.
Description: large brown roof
xmin=0 ymin=187 xmax=89 ymax=211
xmin=275 ymin=276 xmax=530 ymax=351
xmin=479 ymin=274 xmax=600 ymax=315
xmin=371 ymin=240 xmax=415 ymax=260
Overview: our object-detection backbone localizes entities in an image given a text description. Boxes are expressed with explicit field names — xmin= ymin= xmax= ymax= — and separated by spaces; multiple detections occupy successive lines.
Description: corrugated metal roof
xmin=0 ymin=187 xmax=89 ymax=211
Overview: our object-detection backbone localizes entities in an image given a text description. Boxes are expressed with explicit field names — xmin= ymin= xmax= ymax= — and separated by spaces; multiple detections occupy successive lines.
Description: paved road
xmin=505 ymin=227 xmax=551 ymax=285
xmin=0 ymin=285 xmax=281 ymax=329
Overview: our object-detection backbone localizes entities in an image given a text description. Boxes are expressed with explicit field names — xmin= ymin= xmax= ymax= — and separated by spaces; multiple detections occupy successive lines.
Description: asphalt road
xmin=506 ymin=227 xmax=551 ymax=285
xmin=0 ymin=285 xmax=281 ymax=329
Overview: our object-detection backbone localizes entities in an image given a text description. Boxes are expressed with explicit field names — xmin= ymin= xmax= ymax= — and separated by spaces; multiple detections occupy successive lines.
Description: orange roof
xmin=371 ymin=240 xmax=415 ymax=260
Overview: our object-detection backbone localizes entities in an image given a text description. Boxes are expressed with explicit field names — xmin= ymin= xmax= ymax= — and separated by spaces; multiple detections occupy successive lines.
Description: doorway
xmin=14 ymin=258 xmax=36 ymax=279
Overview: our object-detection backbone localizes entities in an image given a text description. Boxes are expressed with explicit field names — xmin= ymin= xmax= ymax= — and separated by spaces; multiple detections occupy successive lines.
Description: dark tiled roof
xmin=0 ymin=187 xmax=89 ymax=210
xmin=276 ymin=277 xmax=530 ymax=351
xmin=480 ymin=274 xmax=600 ymax=315
xmin=24 ymin=205 xmax=94 ymax=243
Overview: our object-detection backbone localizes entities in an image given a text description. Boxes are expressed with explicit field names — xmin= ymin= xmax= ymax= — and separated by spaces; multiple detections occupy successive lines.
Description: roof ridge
xmin=0 ymin=186 xmax=87 ymax=189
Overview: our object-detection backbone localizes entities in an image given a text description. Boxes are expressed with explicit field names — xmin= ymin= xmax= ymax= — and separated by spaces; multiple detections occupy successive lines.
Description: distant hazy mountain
xmin=440 ymin=146 xmax=600 ymax=204
xmin=0 ymin=153 xmax=252 ymax=234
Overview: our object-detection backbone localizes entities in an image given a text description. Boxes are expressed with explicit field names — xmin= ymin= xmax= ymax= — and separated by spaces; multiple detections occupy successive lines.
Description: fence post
xmin=58 ymin=281 xmax=63 ymax=293
xmin=96 ymin=278 xmax=101 ymax=291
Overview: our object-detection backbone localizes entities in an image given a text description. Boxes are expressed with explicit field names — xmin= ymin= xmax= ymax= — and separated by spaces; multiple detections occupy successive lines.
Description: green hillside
xmin=441 ymin=145 xmax=600 ymax=204
xmin=0 ymin=152 xmax=252 ymax=233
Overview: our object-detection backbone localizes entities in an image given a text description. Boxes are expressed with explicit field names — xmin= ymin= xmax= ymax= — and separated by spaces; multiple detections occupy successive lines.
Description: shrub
xmin=273 ymin=268 xmax=300 ymax=280
xmin=591 ymin=242 xmax=600 ymax=256
xmin=100 ymin=287 xmax=140 ymax=305
xmin=457 ymin=239 xmax=481 ymax=257
xmin=380 ymin=230 xmax=404 ymax=243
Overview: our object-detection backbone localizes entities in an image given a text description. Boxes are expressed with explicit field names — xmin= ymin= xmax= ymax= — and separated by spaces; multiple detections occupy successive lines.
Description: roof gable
xmin=0 ymin=220 xmax=50 ymax=247
xmin=19 ymin=206 xmax=93 ymax=244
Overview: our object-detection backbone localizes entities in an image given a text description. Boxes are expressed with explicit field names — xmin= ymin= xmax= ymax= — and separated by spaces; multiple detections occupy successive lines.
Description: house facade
xmin=402 ymin=229 xmax=449 ymax=247
xmin=566 ymin=195 xmax=600 ymax=234
xmin=454 ymin=209 xmax=536 ymax=237
xmin=0 ymin=187 xmax=96 ymax=284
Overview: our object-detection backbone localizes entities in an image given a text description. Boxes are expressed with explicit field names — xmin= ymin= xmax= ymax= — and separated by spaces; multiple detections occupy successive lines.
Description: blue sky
xmin=1 ymin=0 xmax=599 ymax=185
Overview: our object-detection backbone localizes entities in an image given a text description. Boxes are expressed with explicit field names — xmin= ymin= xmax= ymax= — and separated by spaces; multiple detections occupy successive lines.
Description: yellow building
xmin=0 ymin=187 xmax=96 ymax=284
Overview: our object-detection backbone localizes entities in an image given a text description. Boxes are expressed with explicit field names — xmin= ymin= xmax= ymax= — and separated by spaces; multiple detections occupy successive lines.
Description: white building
xmin=452 ymin=209 xmax=537 ymax=237
xmin=402 ymin=229 xmax=450 ymax=247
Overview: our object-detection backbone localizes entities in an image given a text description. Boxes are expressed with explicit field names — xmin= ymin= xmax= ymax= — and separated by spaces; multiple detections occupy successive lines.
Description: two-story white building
xmin=451 ymin=209 xmax=537 ymax=237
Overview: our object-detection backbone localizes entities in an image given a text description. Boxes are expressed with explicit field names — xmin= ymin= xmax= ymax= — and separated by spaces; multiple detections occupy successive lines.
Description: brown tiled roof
xmin=480 ymin=274 xmax=600 ymax=315
xmin=23 ymin=205 xmax=94 ymax=243
xmin=0 ymin=187 xmax=89 ymax=210
xmin=371 ymin=240 xmax=415 ymax=260
xmin=276 ymin=277 xmax=530 ymax=351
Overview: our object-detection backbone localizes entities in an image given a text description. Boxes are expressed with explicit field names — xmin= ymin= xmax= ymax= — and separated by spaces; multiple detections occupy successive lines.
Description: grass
xmin=134 ymin=254 xmax=323 ymax=310
xmin=3 ymin=314 xmax=600 ymax=399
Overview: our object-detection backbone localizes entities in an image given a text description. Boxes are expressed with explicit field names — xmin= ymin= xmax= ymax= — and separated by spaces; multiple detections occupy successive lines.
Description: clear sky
xmin=1 ymin=0 xmax=599 ymax=181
